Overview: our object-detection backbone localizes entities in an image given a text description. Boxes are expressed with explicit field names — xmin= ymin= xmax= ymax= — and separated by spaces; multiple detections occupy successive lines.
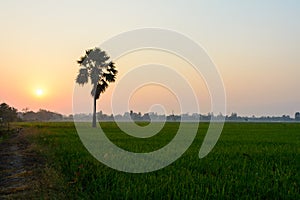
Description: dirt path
xmin=0 ymin=129 xmax=44 ymax=199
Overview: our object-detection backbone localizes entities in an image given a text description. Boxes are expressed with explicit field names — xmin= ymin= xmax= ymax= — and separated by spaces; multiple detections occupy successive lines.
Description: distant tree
xmin=23 ymin=111 xmax=37 ymax=121
xmin=76 ymin=48 xmax=118 ymax=127
xmin=229 ymin=113 xmax=238 ymax=120
xmin=0 ymin=103 xmax=18 ymax=130
xmin=216 ymin=112 xmax=224 ymax=120
xmin=143 ymin=113 xmax=150 ymax=121
xmin=36 ymin=109 xmax=63 ymax=121
xmin=22 ymin=107 xmax=30 ymax=113
xmin=295 ymin=112 xmax=300 ymax=121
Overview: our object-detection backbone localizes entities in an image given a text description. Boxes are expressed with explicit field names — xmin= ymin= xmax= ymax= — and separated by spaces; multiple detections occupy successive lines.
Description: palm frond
xmin=99 ymin=80 xmax=108 ymax=92
xmin=103 ymin=72 xmax=116 ymax=82
xmin=76 ymin=68 xmax=88 ymax=85
xmin=90 ymin=67 xmax=101 ymax=84
xmin=85 ymin=49 xmax=93 ymax=55
xmin=108 ymin=62 xmax=115 ymax=67
xmin=88 ymin=48 xmax=110 ymax=66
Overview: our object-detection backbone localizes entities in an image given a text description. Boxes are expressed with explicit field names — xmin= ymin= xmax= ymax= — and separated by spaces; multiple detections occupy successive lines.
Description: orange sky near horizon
xmin=0 ymin=1 xmax=299 ymax=117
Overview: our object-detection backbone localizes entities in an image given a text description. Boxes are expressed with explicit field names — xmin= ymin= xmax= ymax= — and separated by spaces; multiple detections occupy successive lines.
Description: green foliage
xmin=0 ymin=103 xmax=19 ymax=130
xmin=25 ymin=122 xmax=299 ymax=199
xmin=0 ymin=103 xmax=18 ymax=122
xmin=76 ymin=48 xmax=118 ymax=98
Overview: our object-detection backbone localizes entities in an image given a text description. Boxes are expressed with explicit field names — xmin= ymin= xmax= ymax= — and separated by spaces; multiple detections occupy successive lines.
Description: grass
xmin=0 ymin=127 xmax=14 ymax=143
xmin=19 ymin=122 xmax=300 ymax=199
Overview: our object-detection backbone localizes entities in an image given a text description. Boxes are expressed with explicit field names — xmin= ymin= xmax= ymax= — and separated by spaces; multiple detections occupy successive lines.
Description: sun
xmin=35 ymin=89 xmax=44 ymax=97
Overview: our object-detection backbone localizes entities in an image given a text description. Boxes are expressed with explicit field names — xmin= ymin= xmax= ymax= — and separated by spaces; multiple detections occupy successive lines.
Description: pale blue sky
xmin=0 ymin=0 xmax=299 ymax=116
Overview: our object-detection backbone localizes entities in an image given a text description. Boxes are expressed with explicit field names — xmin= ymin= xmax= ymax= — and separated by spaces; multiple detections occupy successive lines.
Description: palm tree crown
xmin=76 ymin=48 xmax=118 ymax=99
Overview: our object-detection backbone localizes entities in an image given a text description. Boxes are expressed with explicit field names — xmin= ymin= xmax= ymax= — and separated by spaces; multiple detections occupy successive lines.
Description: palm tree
xmin=76 ymin=48 xmax=118 ymax=127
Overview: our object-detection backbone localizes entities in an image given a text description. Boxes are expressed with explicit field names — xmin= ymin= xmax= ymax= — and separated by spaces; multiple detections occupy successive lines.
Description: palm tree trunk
xmin=92 ymin=95 xmax=96 ymax=127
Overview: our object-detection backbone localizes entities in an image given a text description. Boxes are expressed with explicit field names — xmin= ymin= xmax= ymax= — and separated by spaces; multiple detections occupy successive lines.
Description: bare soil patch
xmin=0 ymin=128 xmax=47 ymax=199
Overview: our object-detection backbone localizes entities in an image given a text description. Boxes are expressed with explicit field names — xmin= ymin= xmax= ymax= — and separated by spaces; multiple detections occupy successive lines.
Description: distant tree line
xmin=0 ymin=102 xmax=62 ymax=129
xmin=72 ymin=110 xmax=300 ymax=122
xmin=21 ymin=109 xmax=63 ymax=121
xmin=1 ymin=102 xmax=300 ymax=124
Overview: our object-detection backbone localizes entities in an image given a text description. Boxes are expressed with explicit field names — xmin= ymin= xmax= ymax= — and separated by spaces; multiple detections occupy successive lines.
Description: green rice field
xmin=18 ymin=122 xmax=300 ymax=199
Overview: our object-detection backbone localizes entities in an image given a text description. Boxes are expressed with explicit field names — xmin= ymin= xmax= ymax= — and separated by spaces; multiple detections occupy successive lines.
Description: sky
xmin=0 ymin=0 xmax=299 ymax=117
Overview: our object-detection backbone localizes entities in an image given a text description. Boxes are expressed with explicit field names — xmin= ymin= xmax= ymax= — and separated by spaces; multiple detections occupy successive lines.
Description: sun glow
xmin=35 ymin=89 xmax=44 ymax=97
